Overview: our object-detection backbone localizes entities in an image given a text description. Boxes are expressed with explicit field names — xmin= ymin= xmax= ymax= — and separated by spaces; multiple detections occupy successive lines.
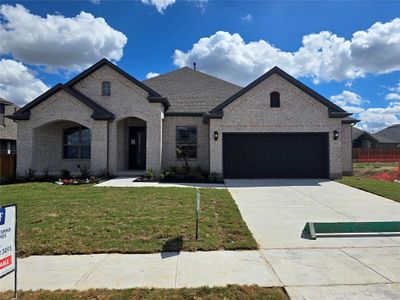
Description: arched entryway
xmin=116 ymin=117 xmax=147 ymax=173
xmin=32 ymin=120 xmax=92 ymax=175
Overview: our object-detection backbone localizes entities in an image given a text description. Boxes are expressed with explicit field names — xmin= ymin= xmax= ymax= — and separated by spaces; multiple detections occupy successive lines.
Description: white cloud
xmin=173 ymin=18 xmax=400 ymax=86
xmin=384 ymin=82 xmax=400 ymax=106
xmin=357 ymin=105 xmax=400 ymax=133
xmin=141 ymin=0 xmax=176 ymax=13
xmin=330 ymin=90 xmax=366 ymax=114
xmin=90 ymin=0 xmax=101 ymax=4
xmin=146 ymin=72 xmax=160 ymax=79
xmin=141 ymin=0 xmax=208 ymax=13
xmin=388 ymin=82 xmax=400 ymax=93
xmin=0 ymin=59 xmax=49 ymax=106
xmin=386 ymin=93 xmax=400 ymax=101
xmin=344 ymin=81 xmax=353 ymax=88
xmin=329 ymin=90 xmax=400 ymax=132
xmin=241 ymin=14 xmax=252 ymax=22
xmin=190 ymin=0 xmax=208 ymax=10
xmin=330 ymin=90 xmax=365 ymax=106
xmin=0 ymin=4 xmax=127 ymax=72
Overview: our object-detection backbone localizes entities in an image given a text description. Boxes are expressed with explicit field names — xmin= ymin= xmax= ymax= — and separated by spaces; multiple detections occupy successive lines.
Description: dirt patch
xmin=353 ymin=162 xmax=399 ymax=177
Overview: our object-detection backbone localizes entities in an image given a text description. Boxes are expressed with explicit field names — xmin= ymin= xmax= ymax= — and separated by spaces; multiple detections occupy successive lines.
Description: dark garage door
xmin=223 ymin=133 xmax=329 ymax=178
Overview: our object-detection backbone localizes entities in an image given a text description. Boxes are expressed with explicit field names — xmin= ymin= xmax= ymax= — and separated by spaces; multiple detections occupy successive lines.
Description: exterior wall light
xmin=333 ymin=130 xmax=339 ymax=140
xmin=214 ymin=131 xmax=219 ymax=141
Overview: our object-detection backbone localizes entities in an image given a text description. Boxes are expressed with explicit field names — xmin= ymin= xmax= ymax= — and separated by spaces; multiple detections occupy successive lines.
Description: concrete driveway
xmin=225 ymin=179 xmax=400 ymax=300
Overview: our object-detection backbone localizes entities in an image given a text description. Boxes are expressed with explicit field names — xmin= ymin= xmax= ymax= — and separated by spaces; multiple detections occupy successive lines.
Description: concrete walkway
xmin=95 ymin=177 xmax=225 ymax=188
xmin=225 ymin=179 xmax=400 ymax=300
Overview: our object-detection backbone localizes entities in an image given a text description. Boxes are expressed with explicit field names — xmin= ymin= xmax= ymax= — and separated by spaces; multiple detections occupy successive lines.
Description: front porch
xmin=116 ymin=117 xmax=147 ymax=175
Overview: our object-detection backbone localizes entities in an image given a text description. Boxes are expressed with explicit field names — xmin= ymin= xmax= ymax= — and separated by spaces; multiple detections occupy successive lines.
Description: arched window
xmin=270 ymin=91 xmax=280 ymax=108
xmin=63 ymin=126 xmax=91 ymax=159
xmin=101 ymin=81 xmax=111 ymax=96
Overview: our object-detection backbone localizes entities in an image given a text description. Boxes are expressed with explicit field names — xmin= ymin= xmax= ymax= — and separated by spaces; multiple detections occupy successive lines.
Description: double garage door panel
xmin=223 ymin=133 xmax=329 ymax=178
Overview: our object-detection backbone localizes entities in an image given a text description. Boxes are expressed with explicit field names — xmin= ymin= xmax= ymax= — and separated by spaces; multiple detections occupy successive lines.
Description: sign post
xmin=0 ymin=204 xmax=17 ymax=299
xmin=195 ymin=188 xmax=200 ymax=240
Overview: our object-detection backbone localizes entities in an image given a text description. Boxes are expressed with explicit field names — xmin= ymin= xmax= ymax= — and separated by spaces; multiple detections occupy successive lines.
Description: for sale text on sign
xmin=0 ymin=205 xmax=16 ymax=278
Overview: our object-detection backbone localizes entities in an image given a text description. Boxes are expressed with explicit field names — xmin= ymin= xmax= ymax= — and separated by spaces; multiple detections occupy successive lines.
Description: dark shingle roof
xmin=143 ymin=67 xmax=242 ymax=113
xmin=352 ymin=127 xmax=365 ymax=140
xmin=353 ymin=127 xmax=398 ymax=144
xmin=376 ymin=124 xmax=400 ymax=143
xmin=0 ymin=97 xmax=13 ymax=106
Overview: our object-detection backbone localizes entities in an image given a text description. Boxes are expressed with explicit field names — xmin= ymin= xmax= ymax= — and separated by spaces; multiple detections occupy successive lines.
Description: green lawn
xmin=0 ymin=286 xmax=287 ymax=300
xmin=0 ymin=183 xmax=257 ymax=257
xmin=338 ymin=176 xmax=400 ymax=203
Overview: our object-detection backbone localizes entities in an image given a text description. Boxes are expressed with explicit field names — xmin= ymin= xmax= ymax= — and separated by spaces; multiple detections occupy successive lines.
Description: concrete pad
xmin=96 ymin=177 xmax=225 ymax=188
xmin=287 ymin=283 xmax=400 ymax=300
xmin=342 ymin=247 xmax=400 ymax=282
xmin=176 ymin=250 xmax=281 ymax=288
xmin=263 ymin=249 xmax=389 ymax=286
xmin=289 ymin=181 xmax=399 ymax=208
xmin=336 ymin=206 xmax=400 ymax=221
xmin=0 ymin=254 xmax=107 ymax=291
xmin=76 ymin=253 xmax=177 ymax=289
xmin=229 ymin=186 xmax=321 ymax=208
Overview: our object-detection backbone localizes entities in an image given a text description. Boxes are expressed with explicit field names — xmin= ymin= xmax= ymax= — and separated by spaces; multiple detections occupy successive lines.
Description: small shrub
xmin=25 ymin=168 xmax=37 ymax=181
xmin=144 ymin=168 xmax=159 ymax=181
xmin=79 ymin=165 xmax=90 ymax=179
xmin=209 ymin=172 xmax=220 ymax=183
xmin=187 ymin=167 xmax=205 ymax=181
xmin=42 ymin=168 xmax=55 ymax=181
xmin=59 ymin=169 xmax=71 ymax=180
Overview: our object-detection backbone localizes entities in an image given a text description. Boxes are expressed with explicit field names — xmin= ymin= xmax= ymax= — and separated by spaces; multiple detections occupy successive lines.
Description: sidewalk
xmin=0 ymin=250 xmax=280 ymax=291
xmin=1 ymin=250 xmax=399 ymax=300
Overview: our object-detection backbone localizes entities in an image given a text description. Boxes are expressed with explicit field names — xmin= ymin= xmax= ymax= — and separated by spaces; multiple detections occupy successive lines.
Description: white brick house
xmin=10 ymin=59 xmax=357 ymax=179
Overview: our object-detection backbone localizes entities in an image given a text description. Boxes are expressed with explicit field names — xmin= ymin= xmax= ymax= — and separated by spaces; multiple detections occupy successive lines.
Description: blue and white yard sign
xmin=0 ymin=204 xmax=16 ymax=278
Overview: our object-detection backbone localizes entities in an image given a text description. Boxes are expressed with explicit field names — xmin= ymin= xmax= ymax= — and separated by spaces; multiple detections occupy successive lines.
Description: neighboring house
xmin=10 ymin=59 xmax=357 ymax=179
xmin=352 ymin=127 xmax=399 ymax=148
xmin=0 ymin=97 xmax=18 ymax=154
xmin=376 ymin=124 xmax=400 ymax=146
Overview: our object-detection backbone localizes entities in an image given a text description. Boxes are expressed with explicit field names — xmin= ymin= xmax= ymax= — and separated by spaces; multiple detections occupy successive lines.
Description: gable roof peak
xmin=208 ymin=65 xmax=350 ymax=118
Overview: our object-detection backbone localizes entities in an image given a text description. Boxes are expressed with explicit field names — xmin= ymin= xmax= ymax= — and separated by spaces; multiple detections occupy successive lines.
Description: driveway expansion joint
xmin=339 ymin=248 xmax=394 ymax=283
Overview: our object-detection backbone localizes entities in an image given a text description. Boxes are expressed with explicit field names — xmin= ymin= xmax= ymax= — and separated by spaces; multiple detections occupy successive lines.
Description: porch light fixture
xmin=333 ymin=130 xmax=339 ymax=140
xmin=214 ymin=131 xmax=219 ymax=141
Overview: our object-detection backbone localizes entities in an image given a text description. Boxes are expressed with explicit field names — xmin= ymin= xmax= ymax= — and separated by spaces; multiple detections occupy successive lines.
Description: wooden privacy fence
xmin=0 ymin=153 xmax=16 ymax=179
xmin=353 ymin=148 xmax=400 ymax=162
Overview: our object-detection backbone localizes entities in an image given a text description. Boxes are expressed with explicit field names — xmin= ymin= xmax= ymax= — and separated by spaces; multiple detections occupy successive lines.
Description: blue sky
xmin=0 ymin=0 xmax=399 ymax=132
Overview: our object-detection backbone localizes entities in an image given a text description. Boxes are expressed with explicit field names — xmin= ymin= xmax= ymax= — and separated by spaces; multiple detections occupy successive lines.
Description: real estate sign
xmin=0 ymin=204 xmax=16 ymax=278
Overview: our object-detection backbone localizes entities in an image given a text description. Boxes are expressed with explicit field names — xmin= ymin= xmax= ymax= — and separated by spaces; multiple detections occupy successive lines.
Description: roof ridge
xmin=144 ymin=66 xmax=242 ymax=89
xmin=143 ymin=67 xmax=189 ymax=82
